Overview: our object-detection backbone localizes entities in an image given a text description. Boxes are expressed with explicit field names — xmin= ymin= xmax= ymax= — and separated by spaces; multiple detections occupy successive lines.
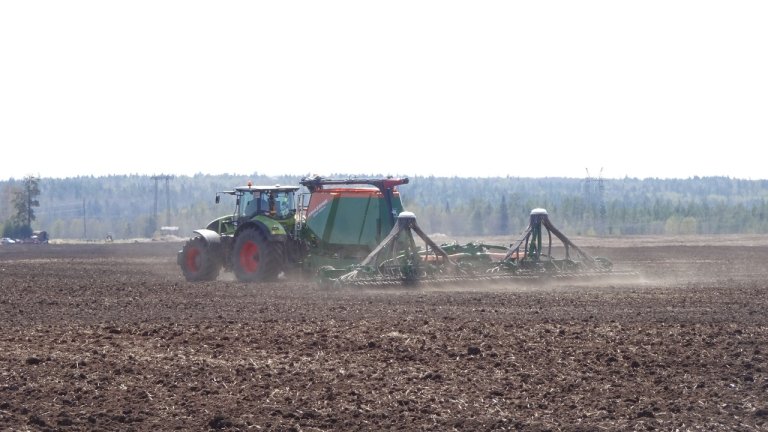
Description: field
xmin=1 ymin=236 xmax=767 ymax=431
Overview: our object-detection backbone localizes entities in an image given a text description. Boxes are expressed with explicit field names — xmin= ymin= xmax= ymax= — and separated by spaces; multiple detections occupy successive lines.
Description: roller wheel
xmin=232 ymin=228 xmax=283 ymax=282
xmin=179 ymin=236 xmax=221 ymax=281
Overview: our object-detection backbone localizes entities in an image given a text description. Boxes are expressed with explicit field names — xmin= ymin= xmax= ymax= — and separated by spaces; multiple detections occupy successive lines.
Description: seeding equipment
xmin=178 ymin=176 xmax=632 ymax=286
xmin=178 ymin=176 xmax=408 ymax=282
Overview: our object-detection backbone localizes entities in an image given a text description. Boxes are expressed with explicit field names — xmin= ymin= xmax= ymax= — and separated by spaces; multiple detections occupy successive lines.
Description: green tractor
xmin=177 ymin=177 xmax=409 ymax=282
xmin=179 ymin=176 xmax=634 ymax=287
xmin=178 ymin=182 xmax=300 ymax=282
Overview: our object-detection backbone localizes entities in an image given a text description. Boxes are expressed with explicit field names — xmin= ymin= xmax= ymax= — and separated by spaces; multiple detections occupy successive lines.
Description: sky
xmin=1 ymin=1 xmax=767 ymax=181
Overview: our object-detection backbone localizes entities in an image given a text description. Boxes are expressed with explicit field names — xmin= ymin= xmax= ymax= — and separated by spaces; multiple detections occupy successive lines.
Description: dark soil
xmin=1 ymin=238 xmax=767 ymax=431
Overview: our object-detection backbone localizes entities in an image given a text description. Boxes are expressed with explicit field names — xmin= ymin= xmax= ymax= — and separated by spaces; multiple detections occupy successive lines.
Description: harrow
xmin=321 ymin=208 xmax=637 ymax=288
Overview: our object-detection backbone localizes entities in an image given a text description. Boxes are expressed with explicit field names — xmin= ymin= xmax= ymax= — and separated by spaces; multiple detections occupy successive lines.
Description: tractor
xmin=178 ymin=176 xmax=409 ymax=282
xmin=179 ymin=176 xmax=636 ymax=286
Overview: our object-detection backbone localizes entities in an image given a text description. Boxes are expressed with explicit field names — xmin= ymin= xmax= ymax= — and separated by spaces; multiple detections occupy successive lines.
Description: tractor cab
xmin=216 ymin=184 xmax=300 ymax=222
xmin=237 ymin=187 xmax=297 ymax=221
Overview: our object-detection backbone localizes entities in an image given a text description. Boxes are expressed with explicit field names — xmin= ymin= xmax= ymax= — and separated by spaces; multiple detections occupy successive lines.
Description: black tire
xmin=232 ymin=227 xmax=283 ymax=282
xmin=179 ymin=236 xmax=221 ymax=281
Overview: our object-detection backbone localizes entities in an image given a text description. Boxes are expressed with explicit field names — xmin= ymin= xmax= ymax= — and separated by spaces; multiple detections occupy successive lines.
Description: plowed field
xmin=1 ymin=237 xmax=767 ymax=431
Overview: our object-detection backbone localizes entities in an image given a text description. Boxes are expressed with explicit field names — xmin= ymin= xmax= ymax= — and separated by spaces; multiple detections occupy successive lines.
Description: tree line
xmin=2 ymin=174 xmax=767 ymax=241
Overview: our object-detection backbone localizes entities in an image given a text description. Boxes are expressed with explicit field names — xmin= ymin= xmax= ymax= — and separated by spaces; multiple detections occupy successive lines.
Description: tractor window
xmin=241 ymin=190 xmax=294 ymax=219
xmin=260 ymin=193 xmax=270 ymax=214
xmin=243 ymin=193 xmax=260 ymax=218
xmin=274 ymin=191 xmax=295 ymax=219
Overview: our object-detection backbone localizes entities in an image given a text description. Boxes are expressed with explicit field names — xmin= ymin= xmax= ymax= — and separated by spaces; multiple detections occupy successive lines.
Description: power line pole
xmin=151 ymin=175 xmax=173 ymax=233
xmin=165 ymin=176 xmax=172 ymax=227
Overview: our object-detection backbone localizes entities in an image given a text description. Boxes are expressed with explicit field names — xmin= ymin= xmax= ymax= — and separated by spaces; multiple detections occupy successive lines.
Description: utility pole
xmin=597 ymin=168 xmax=606 ymax=235
xmin=151 ymin=175 xmax=174 ymax=233
xmin=165 ymin=176 xmax=171 ymax=227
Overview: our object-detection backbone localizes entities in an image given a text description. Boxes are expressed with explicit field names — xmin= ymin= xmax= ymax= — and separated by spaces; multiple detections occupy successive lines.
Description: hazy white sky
xmin=2 ymin=1 xmax=766 ymax=181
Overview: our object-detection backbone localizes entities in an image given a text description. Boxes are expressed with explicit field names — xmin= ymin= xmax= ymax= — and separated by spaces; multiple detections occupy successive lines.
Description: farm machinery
xmin=178 ymin=177 xmax=409 ymax=282
xmin=178 ymin=176 xmax=631 ymax=286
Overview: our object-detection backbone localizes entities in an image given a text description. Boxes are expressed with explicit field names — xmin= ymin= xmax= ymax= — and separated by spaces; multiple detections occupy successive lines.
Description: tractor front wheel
xmin=179 ymin=236 xmax=221 ymax=281
xmin=232 ymin=228 xmax=283 ymax=282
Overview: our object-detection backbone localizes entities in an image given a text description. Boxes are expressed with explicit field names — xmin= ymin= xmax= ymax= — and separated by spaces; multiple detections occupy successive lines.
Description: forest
xmin=2 ymin=173 xmax=768 ymax=241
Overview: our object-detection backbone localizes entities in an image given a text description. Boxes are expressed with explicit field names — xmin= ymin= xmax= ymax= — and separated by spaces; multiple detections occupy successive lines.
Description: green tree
xmin=2 ymin=176 xmax=40 ymax=239
xmin=2 ymin=220 xmax=15 ymax=238
xmin=12 ymin=176 xmax=41 ymax=228
xmin=680 ymin=216 xmax=697 ymax=235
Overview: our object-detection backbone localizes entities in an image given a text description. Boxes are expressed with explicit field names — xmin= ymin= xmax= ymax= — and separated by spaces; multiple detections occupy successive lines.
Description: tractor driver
xmin=274 ymin=193 xmax=290 ymax=219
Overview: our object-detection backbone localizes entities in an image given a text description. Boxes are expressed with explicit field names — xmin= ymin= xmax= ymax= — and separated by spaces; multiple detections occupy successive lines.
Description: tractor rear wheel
xmin=180 ymin=236 xmax=221 ymax=281
xmin=232 ymin=227 xmax=283 ymax=282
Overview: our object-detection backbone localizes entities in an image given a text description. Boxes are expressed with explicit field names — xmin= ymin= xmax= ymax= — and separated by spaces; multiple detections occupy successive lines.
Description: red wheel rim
xmin=239 ymin=240 xmax=260 ymax=273
xmin=186 ymin=247 xmax=200 ymax=272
